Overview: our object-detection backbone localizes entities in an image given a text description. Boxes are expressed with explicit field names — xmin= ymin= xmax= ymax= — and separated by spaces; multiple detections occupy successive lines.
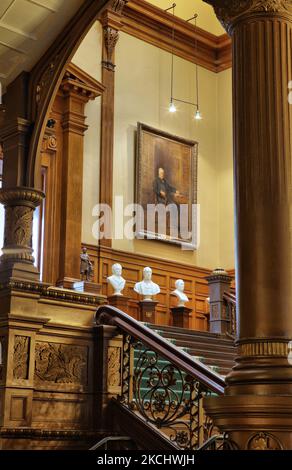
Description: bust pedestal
xmin=139 ymin=300 xmax=158 ymax=324
xmin=83 ymin=281 xmax=102 ymax=295
xmin=171 ymin=306 xmax=192 ymax=329
xmin=108 ymin=295 xmax=129 ymax=314
xmin=58 ymin=279 xmax=102 ymax=295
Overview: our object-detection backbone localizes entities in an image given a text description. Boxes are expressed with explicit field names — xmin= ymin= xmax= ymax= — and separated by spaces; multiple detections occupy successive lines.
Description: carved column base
xmin=108 ymin=295 xmax=129 ymax=314
xmin=139 ymin=301 xmax=158 ymax=324
xmin=205 ymin=338 xmax=292 ymax=449
xmin=0 ymin=188 xmax=44 ymax=282
xmin=171 ymin=306 xmax=192 ymax=329
xmin=204 ymin=395 xmax=292 ymax=450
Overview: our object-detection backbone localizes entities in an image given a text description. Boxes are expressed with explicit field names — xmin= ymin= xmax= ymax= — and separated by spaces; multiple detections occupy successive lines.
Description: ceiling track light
xmin=166 ymin=5 xmax=202 ymax=120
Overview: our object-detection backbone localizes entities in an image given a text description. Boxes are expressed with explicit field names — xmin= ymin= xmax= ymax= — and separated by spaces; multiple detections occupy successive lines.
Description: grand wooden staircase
xmin=148 ymin=325 xmax=236 ymax=377
xmin=95 ymin=305 xmax=238 ymax=451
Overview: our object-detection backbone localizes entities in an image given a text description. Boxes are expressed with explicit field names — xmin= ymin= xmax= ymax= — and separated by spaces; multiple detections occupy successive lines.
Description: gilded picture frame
xmin=135 ymin=122 xmax=198 ymax=250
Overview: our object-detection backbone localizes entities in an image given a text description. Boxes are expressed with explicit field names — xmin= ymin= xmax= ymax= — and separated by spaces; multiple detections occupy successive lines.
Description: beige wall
xmin=113 ymin=32 xmax=234 ymax=270
xmin=217 ymin=70 xmax=235 ymax=268
xmin=72 ymin=22 xmax=103 ymax=246
xmin=75 ymin=26 xmax=234 ymax=270
xmin=147 ymin=0 xmax=225 ymax=36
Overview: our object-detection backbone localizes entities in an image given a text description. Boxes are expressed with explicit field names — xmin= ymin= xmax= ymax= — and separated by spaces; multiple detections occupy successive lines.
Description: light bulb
xmin=195 ymin=109 xmax=202 ymax=120
xmin=169 ymin=102 xmax=177 ymax=113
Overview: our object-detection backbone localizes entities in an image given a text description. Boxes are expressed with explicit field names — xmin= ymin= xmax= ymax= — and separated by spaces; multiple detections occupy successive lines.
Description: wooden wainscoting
xmin=83 ymin=245 xmax=211 ymax=332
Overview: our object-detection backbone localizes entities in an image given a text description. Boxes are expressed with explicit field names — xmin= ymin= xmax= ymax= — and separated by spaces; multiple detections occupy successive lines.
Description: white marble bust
xmin=134 ymin=267 xmax=160 ymax=301
xmin=172 ymin=279 xmax=189 ymax=307
xmin=107 ymin=263 xmax=126 ymax=296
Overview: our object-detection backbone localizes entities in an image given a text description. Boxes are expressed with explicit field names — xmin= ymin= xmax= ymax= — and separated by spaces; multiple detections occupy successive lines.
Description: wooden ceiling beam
xmin=122 ymin=0 xmax=232 ymax=73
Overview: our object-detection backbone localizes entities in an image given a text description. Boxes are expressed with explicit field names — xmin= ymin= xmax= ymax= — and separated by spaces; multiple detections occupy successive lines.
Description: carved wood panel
xmin=34 ymin=342 xmax=88 ymax=386
xmin=13 ymin=336 xmax=30 ymax=380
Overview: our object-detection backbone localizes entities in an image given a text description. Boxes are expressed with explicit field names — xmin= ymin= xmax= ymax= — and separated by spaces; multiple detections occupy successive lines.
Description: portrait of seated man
xmin=153 ymin=167 xmax=180 ymax=205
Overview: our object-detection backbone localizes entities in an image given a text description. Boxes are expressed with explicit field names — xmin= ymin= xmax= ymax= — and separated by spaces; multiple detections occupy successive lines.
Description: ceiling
xmin=146 ymin=0 xmax=224 ymax=36
xmin=0 ymin=0 xmax=85 ymax=91
xmin=0 ymin=0 xmax=224 ymax=94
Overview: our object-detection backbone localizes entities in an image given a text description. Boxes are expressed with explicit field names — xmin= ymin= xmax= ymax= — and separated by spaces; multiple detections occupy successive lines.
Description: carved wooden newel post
xmin=206 ymin=268 xmax=232 ymax=334
xmin=204 ymin=0 xmax=292 ymax=449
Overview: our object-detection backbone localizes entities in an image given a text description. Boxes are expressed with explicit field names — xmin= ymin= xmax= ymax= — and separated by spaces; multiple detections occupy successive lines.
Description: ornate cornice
xmin=123 ymin=0 xmax=232 ymax=73
xmin=204 ymin=0 xmax=292 ymax=34
xmin=0 ymin=280 xmax=106 ymax=306
xmin=0 ymin=187 xmax=44 ymax=208
xmin=206 ymin=268 xmax=233 ymax=283
xmin=0 ymin=428 xmax=98 ymax=440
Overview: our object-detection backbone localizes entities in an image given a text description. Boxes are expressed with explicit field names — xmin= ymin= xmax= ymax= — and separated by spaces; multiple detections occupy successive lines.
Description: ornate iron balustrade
xmin=96 ymin=305 xmax=225 ymax=450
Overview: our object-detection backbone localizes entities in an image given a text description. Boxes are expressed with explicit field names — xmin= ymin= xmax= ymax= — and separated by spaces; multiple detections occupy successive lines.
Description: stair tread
xmin=143 ymin=323 xmax=236 ymax=377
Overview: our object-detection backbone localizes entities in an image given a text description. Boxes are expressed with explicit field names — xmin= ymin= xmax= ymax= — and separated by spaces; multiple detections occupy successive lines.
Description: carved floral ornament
xmin=111 ymin=0 xmax=129 ymax=15
xmin=204 ymin=0 xmax=292 ymax=34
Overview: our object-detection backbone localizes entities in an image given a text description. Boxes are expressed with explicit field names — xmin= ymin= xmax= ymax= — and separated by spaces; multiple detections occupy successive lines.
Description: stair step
xmin=142 ymin=323 xmax=236 ymax=377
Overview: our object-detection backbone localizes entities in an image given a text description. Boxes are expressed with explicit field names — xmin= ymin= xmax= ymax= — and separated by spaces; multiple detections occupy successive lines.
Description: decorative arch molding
xmin=26 ymin=0 xmax=111 ymax=189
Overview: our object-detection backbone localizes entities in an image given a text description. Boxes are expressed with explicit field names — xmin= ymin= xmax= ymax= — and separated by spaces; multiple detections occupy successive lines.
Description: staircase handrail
xmin=95 ymin=304 xmax=225 ymax=395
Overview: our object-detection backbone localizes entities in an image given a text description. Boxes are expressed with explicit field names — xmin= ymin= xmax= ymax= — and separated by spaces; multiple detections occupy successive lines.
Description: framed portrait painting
xmin=135 ymin=123 xmax=198 ymax=250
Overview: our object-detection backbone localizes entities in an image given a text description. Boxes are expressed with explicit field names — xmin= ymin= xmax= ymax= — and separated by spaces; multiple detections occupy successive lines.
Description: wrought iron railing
xmin=223 ymin=291 xmax=237 ymax=337
xmin=96 ymin=305 xmax=225 ymax=450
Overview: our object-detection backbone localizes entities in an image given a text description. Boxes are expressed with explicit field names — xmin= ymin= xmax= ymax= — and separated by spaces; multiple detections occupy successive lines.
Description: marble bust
xmin=134 ymin=267 xmax=160 ymax=301
xmin=172 ymin=279 xmax=189 ymax=307
xmin=107 ymin=263 xmax=126 ymax=296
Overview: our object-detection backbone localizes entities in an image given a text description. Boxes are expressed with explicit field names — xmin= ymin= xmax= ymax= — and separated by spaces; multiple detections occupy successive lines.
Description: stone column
xmin=0 ymin=74 xmax=44 ymax=283
xmin=99 ymin=1 xmax=128 ymax=247
xmin=0 ymin=188 xmax=44 ymax=282
xmin=203 ymin=0 xmax=292 ymax=449
xmin=206 ymin=268 xmax=233 ymax=334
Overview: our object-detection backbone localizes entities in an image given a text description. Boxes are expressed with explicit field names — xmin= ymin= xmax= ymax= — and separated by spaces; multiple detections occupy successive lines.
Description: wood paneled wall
xmin=84 ymin=244 xmax=211 ymax=331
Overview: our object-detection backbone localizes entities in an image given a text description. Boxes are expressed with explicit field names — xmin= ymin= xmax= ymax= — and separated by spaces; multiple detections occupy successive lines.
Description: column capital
xmin=100 ymin=1 xmax=129 ymax=70
xmin=0 ymin=187 xmax=44 ymax=282
xmin=204 ymin=0 xmax=292 ymax=34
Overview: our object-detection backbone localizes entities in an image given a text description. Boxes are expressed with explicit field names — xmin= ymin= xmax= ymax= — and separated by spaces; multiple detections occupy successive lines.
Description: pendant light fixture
xmin=166 ymin=4 xmax=202 ymax=120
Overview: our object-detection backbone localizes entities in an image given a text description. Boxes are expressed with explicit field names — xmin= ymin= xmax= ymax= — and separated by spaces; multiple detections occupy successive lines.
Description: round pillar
xmin=203 ymin=0 xmax=292 ymax=449
xmin=0 ymin=187 xmax=44 ymax=281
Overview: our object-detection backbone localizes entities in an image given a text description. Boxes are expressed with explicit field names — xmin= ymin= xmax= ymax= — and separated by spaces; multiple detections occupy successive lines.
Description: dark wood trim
xmin=123 ymin=0 xmax=232 ymax=73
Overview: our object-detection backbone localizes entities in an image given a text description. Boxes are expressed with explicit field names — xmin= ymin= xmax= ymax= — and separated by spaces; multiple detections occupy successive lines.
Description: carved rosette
xmin=246 ymin=432 xmax=283 ymax=450
xmin=0 ymin=188 xmax=44 ymax=264
xmin=203 ymin=0 xmax=292 ymax=34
